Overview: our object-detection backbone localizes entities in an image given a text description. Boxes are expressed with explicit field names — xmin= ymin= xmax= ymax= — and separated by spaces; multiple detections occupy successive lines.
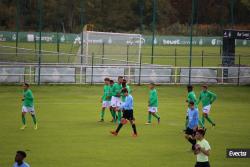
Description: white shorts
xmin=22 ymin=106 xmax=35 ymax=115
xmin=111 ymin=96 xmax=122 ymax=108
xmin=102 ymin=101 xmax=111 ymax=108
xmin=148 ymin=107 xmax=158 ymax=113
xmin=202 ymin=105 xmax=211 ymax=114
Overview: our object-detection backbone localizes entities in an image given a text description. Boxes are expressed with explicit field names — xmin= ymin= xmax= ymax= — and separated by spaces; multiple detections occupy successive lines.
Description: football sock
xmin=117 ymin=111 xmax=122 ymax=124
xmin=31 ymin=115 xmax=37 ymax=124
xmin=116 ymin=123 xmax=123 ymax=133
xmin=206 ymin=116 xmax=215 ymax=125
xmin=147 ymin=113 xmax=152 ymax=123
xmin=152 ymin=113 xmax=160 ymax=119
xmin=132 ymin=124 xmax=137 ymax=134
xmin=22 ymin=115 xmax=26 ymax=125
xmin=100 ymin=110 xmax=105 ymax=120
xmin=110 ymin=109 xmax=116 ymax=120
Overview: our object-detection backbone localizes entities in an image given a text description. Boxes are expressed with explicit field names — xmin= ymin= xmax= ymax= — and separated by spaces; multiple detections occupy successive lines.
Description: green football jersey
xmin=23 ymin=89 xmax=34 ymax=107
xmin=197 ymin=90 xmax=217 ymax=107
xmin=149 ymin=89 xmax=158 ymax=107
xmin=187 ymin=91 xmax=197 ymax=108
xmin=102 ymin=85 xmax=111 ymax=101
xmin=112 ymin=83 xmax=123 ymax=97
xmin=121 ymin=85 xmax=132 ymax=102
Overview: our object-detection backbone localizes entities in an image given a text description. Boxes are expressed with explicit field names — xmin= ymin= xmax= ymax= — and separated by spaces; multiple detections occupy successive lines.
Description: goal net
xmin=76 ymin=31 xmax=143 ymax=65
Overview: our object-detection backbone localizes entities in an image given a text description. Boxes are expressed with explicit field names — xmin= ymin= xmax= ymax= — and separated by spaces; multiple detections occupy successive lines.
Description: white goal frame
xmin=78 ymin=31 xmax=143 ymax=65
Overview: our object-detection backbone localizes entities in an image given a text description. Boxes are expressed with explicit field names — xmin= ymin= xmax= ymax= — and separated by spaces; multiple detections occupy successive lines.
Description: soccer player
xmin=21 ymin=83 xmax=37 ymax=130
xmin=110 ymin=76 xmax=123 ymax=124
xmin=111 ymin=88 xmax=137 ymax=137
xmin=121 ymin=79 xmax=131 ymax=102
xmin=184 ymin=101 xmax=199 ymax=150
xmin=99 ymin=78 xmax=113 ymax=122
xmin=194 ymin=128 xmax=211 ymax=167
xmin=109 ymin=80 xmax=117 ymax=122
xmin=145 ymin=83 xmax=160 ymax=124
xmin=197 ymin=85 xmax=217 ymax=127
xmin=186 ymin=85 xmax=204 ymax=129
xmin=13 ymin=151 xmax=30 ymax=167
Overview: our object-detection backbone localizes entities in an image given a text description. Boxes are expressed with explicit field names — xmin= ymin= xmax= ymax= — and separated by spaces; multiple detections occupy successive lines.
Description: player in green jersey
xmin=109 ymin=80 xmax=117 ymax=122
xmin=186 ymin=85 xmax=204 ymax=129
xmin=197 ymin=85 xmax=217 ymax=127
xmin=121 ymin=79 xmax=132 ymax=102
xmin=20 ymin=83 xmax=37 ymax=130
xmin=145 ymin=83 xmax=160 ymax=124
xmin=99 ymin=78 xmax=113 ymax=122
xmin=110 ymin=76 xmax=123 ymax=124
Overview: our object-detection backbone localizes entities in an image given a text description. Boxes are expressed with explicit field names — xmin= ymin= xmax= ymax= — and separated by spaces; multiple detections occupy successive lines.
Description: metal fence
xmin=0 ymin=64 xmax=250 ymax=85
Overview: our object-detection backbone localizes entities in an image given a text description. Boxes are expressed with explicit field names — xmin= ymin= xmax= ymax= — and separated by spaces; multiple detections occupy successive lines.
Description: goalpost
xmin=76 ymin=31 xmax=143 ymax=65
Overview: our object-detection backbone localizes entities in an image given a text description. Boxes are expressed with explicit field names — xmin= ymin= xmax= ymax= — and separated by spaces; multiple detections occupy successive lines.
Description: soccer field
xmin=0 ymin=85 xmax=250 ymax=167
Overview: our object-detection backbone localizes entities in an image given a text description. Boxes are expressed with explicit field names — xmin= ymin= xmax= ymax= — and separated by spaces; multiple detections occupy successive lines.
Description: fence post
xmin=201 ymin=50 xmax=204 ymax=67
xmin=174 ymin=48 xmax=177 ymax=66
xmin=174 ymin=67 xmax=177 ymax=84
xmin=15 ymin=0 xmax=20 ymax=57
xmin=237 ymin=55 xmax=241 ymax=86
xmin=29 ymin=65 xmax=32 ymax=83
xmin=138 ymin=51 xmax=142 ymax=85
xmin=91 ymin=53 xmax=94 ymax=85
xmin=57 ymin=32 xmax=60 ymax=63
xmin=102 ymin=42 xmax=104 ymax=64
xmin=34 ymin=34 xmax=37 ymax=61
xmin=127 ymin=44 xmax=129 ymax=64
xmin=80 ymin=66 xmax=82 ymax=84
xmin=37 ymin=0 xmax=43 ymax=86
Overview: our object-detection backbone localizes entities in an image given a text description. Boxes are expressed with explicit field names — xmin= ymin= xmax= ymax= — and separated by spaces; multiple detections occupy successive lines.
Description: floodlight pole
xmin=139 ymin=0 xmax=144 ymax=34
xmin=188 ymin=0 xmax=195 ymax=85
xmin=37 ymin=0 xmax=43 ymax=85
xmin=230 ymin=0 xmax=235 ymax=27
xmin=15 ymin=0 xmax=20 ymax=57
xmin=80 ymin=0 xmax=84 ymax=64
xmin=151 ymin=0 xmax=156 ymax=64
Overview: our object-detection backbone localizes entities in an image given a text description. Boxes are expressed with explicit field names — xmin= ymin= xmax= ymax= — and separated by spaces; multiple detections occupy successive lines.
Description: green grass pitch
xmin=1 ymin=85 xmax=250 ymax=166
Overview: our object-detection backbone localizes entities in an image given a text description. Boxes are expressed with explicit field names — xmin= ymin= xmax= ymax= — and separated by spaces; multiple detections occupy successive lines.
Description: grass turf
xmin=0 ymin=85 xmax=250 ymax=167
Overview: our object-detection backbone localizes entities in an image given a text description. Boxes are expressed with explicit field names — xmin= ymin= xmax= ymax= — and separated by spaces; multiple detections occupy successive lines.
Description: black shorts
xmin=122 ymin=110 xmax=134 ymax=120
xmin=185 ymin=127 xmax=195 ymax=136
xmin=195 ymin=162 xmax=210 ymax=167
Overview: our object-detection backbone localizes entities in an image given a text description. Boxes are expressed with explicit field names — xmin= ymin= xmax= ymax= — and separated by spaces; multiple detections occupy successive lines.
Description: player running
xmin=99 ymin=78 xmax=113 ymax=122
xmin=197 ymin=85 xmax=217 ymax=127
xmin=111 ymin=88 xmax=137 ymax=137
xmin=145 ymin=83 xmax=160 ymax=125
xmin=20 ymin=83 xmax=38 ymax=130
xmin=110 ymin=76 xmax=123 ymax=124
